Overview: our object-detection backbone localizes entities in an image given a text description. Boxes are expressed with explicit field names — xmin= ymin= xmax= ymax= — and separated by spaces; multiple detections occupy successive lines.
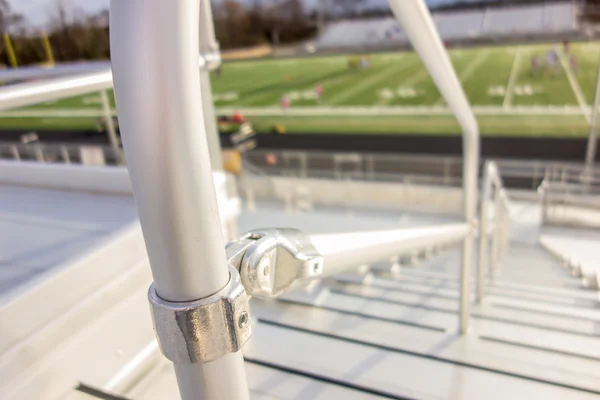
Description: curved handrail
xmin=386 ymin=0 xmax=480 ymax=333
xmin=110 ymin=1 xmax=248 ymax=399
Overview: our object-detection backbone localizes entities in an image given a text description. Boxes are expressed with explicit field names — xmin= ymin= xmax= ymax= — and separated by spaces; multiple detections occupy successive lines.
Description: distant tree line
xmin=0 ymin=0 xmax=327 ymax=67
xmin=6 ymin=0 xmax=552 ymax=67
xmin=0 ymin=1 xmax=109 ymax=67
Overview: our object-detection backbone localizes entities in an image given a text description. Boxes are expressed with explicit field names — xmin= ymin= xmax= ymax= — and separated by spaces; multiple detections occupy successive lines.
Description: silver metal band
xmin=201 ymin=50 xmax=221 ymax=71
xmin=148 ymin=266 xmax=251 ymax=364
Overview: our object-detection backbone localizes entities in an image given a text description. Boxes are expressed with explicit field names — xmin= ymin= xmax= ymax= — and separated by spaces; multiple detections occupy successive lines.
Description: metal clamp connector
xmin=226 ymin=228 xmax=324 ymax=299
xmin=202 ymin=50 xmax=222 ymax=71
xmin=148 ymin=266 xmax=251 ymax=364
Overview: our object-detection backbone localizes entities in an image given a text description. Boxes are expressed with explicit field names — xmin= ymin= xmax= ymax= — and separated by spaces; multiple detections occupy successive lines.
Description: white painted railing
xmin=0 ymin=0 xmax=493 ymax=397
xmin=106 ymin=0 xmax=482 ymax=397
xmin=312 ymin=224 xmax=470 ymax=276
xmin=0 ymin=142 xmax=123 ymax=166
xmin=539 ymin=159 xmax=600 ymax=227
xmin=540 ymin=176 xmax=600 ymax=228
xmin=477 ymin=161 xmax=511 ymax=302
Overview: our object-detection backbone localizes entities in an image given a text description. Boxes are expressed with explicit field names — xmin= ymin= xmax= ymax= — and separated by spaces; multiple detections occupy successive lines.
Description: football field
xmin=1 ymin=41 xmax=599 ymax=137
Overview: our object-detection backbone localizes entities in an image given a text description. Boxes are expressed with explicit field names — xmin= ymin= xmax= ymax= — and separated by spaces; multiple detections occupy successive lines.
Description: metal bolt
xmin=238 ymin=311 xmax=249 ymax=328
xmin=263 ymin=265 xmax=269 ymax=276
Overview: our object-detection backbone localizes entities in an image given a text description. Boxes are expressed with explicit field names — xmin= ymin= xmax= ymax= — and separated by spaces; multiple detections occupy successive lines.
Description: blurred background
xmin=2 ymin=2 xmax=600 ymax=399
xmin=1 ymin=0 xmax=600 ymax=155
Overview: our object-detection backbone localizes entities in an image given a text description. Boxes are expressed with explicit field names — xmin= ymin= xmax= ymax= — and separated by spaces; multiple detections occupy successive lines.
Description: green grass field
xmin=1 ymin=41 xmax=599 ymax=137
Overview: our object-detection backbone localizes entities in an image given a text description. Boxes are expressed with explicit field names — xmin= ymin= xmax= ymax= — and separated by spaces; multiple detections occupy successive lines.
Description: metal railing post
xmin=477 ymin=199 xmax=488 ymax=303
xmin=61 ymin=145 xmax=71 ymax=164
xmin=109 ymin=1 xmax=250 ymax=399
xmin=490 ymin=185 xmax=501 ymax=277
xmin=199 ymin=0 xmax=224 ymax=171
xmin=476 ymin=162 xmax=492 ymax=303
xmin=500 ymin=193 xmax=509 ymax=258
xmin=11 ymin=145 xmax=20 ymax=161
xmin=34 ymin=144 xmax=45 ymax=162
xmin=99 ymin=89 xmax=124 ymax=165
xmin=387 ymin=0 xmax=480 ymax=334
xmin=586 ymin=52 xmax=600 ymax=167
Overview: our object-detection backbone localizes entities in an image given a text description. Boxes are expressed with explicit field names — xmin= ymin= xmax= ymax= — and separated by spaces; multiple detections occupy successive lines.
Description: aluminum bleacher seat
xmin=434 ymin=10 xmax=485 ymax=39
xmin=317 ymin=1 xmax=577 ymax=49
xmin=487 ymin=5 xmax=544 ymax=35
xmin=543 ymin=2 xmax=577 ymax=32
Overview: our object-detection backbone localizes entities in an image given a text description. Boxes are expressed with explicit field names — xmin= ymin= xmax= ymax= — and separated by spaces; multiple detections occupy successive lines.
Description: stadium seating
xmin=433 ymin=10 xmax=485 ymax=39
xmin=316 ymin=1 xmax=577 ymax=49
xmin=487 ymin=6 xmax=544 ymax=35
xmin=543 ymin=2 xmax=577 ymax=32
xmin=316 ymin=18 xmax=405 ymax=48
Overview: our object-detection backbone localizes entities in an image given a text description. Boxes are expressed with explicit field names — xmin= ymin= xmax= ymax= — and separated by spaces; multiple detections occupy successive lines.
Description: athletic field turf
xmin=1 ymin=41 xmax=599 ymax=137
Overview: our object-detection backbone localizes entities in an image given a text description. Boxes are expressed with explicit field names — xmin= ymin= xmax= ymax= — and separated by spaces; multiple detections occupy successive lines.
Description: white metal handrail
xmin=107 ymin=0 xmax=481 ymax=397
xmin=312 ymin=224 xmax=470 ymax=276
xmin=0 ymin=141 xmax=123 ymax=165
xmin=540 ymin=176 xmax=600 ymax=229
xmin=0 ymin=61 xmax=111 ymax=84
xmin=477 ymin=161 xmax=510 ymax=302
xmin=0 ymin=1 xmax=491 ymax=398
xmin=386 ymin=0 xmax=480 ymax=334
xmin=110 ymin=1 xmax=248 ymax=399
xmin=246 ymin=149 xmax=600 ymax=190
xmin=0 ymin=1 xmax=546 ymax=398
xmin=0 ymin=71 xmax=113 ymax=112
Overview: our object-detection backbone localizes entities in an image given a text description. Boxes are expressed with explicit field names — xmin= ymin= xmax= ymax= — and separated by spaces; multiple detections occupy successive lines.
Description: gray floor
xmin=5 ymin=187 xmax=599 ymax=399
xmin=0 ymin=184 xmax=137 ymax=299
xmin=238 ymin=200 xmax=461 ymax=234
xmin=112 ymin=233 xmax=600 ymax=400
xmin=245 ymin=243 xmax=600 ymax=400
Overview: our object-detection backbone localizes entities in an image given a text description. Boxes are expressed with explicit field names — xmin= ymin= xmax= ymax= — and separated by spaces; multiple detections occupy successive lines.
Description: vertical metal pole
xmin=586 ymin=54 xmax=600 ymax=166
xmin=444 ymin=158 xmax=451 ymax=185
xmin=11 ymin=145 xmax=20 ymax=161
xmin=61 ymin=145 xmax=71 ymax=164
xmin=367 ymin=154 xmax=375 ymax=180
xmin=199 ymin=0 xmax=224 ymax=171
xmin=476 ymin=163 xmax=492 ymax=303
xmin=34 ymin=144 xmax=45 ymax=162
xmin=109 ymin=1 xmax=250 ymax=399
xmin=500 ymin=195 xmax=509 ymax=259
xmin=199 ymin=71 xmax=224 ymax=170
xmin=490 ymin=185 xmax=501 ymax=277
xmin=100 ymin=89 xmax=124 ymax=165
xmin=476 ymin=198 xmax=488 ymax=303
xmin=387 ymin=0 xmax=480 ymax=334
xmin=300 ymin=152 xmax=308 ymax=178
xmin=541 ymin=181 xmax=548 ymax=226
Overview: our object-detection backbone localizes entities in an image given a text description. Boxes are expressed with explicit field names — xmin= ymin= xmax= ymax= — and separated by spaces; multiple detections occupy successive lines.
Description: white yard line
xmin=0 ymin=109 xmax=113 ymax=117
xmin=402 ymin=69 xmax=428 ymax=87
xmin=503 ymin=47 xmax=523 ymax=109
xmin=558 ymin=46 xmax=590 ymax=123
xmin=327 ymin=61 xmax=409 ymax=105
xmin=435 ymin=49 xmax=490 ymax=105
xmin=0 ymin=105 xmax=592 ymax=119
xmin=215 ymin=105 xmax=590 ymax=117
xmin=378 ymin=69 xmax=428 ymax=105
